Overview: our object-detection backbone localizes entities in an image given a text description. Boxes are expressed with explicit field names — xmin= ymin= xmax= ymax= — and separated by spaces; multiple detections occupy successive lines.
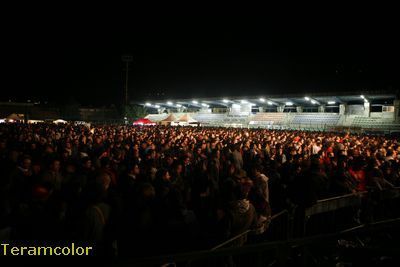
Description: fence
xmin=116 ymin=187 xmax=400 ymax=267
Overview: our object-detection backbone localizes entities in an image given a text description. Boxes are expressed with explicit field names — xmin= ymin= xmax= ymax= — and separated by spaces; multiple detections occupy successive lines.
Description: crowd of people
xmin=0 ymin=123 xmax=399 ymax=257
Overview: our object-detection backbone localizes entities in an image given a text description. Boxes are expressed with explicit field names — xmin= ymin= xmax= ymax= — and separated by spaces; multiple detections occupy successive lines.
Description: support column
xmin=394 ymin=99 xmax=400 ymax=123
xmin=318 ymin=105 xmax=325 ymax=113
xmin=259 ymin=107 xmax=265 ymax=112
xmin=339 ymin=104 xmax=346 ymax=115
xmin=364 ymin=102 xmax=370 ymax=117
xmin=277 ymin=105 xmax=285 ymax=113
xmin=296 ymin=106 xmax=303 ymax=113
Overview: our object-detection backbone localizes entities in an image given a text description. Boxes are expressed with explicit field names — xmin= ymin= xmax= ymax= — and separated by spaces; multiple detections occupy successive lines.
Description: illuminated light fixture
xmin=267 ymin=101 xmax=273 ymax=105
xmin=259 ymin=98 xmax=265 ymax=102
xmin=364 ymin=99 xmax=369 ymax=103
xmin=167 ymin=101 xmax=173 ymax=105
xmin=249 ymin=103 xmax=256 ymax=106
xmin=232 ymin=104 xmax=240 ymax=108
xmin=201 ymin=103 xmax=209 ymax=107
xmin=286 ymin=102 xmax=293 ymax=106
xmin=360 ymin=95 xmax=365 ymax=99
xmin=192 ymin=100 xmax=198 ymax=104
xmin=222 ymin=99 xmax=229 ymax=103
xmin=154 ymin=105 xmax=160 ymax=108
xmin=327 ymin=101 xmax=336 ymax=105
xmin=241 ymin=100 xmax=249 ymax=104
xmin=304 ymin=96 xmax=310 ymax=101
xmin=311 ymin=100 xmax=317 ymax=104
xmin=145 ymin=102 xmax=151 ymax=106
xmin=176 ymin=104 xmax=182 ymax=107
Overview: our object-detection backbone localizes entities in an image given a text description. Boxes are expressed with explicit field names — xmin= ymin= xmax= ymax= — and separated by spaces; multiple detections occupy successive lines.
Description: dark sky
xmin=3 ymin=14 xmax=399 ymax=106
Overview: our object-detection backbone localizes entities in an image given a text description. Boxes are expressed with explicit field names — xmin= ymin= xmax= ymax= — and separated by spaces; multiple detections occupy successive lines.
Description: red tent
xmin=133 ymin=118 xmax=156 ymax=125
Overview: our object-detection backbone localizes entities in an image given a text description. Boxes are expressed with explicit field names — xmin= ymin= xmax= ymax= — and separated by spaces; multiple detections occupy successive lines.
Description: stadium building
xmin=137 ymin=91 xmax=400 ymax=133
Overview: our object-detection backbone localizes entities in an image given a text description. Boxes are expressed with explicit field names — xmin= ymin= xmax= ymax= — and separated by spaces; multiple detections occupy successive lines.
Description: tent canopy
xmin=53 ymin=119 xmax=67 ymax=124
xmin=7 ymin=113 xmax=24 ymax=120
xmin=177 ymin=114 xmax=197 ymax=123
xmin=161 ymin=114 xmax=177 ymax=122
xmin=133 ymin=118 xmax=156 ymax=125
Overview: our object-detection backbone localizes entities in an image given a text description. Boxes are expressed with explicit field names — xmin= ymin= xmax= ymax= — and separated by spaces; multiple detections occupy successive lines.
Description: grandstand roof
xmin=135 ymin=92 xmax=397 ymax=109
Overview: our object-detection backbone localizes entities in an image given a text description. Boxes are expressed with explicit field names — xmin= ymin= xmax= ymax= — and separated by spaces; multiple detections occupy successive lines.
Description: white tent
xmin=53 ymin=119 xmax=68 ymax=124
xmin=159 ymin=114 xmax=177 ymax=126
xmin=176 ymin=114 xmax=198 ymax=126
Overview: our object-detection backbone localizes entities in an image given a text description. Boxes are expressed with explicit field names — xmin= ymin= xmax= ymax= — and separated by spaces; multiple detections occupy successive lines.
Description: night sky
xmin=4 ymin=15 xmax=399 ymax=106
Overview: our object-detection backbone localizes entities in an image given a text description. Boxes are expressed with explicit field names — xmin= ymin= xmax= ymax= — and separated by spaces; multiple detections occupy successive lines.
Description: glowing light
xmin=328 ymin=101 xmax=335 ymax=105
xmin=286 ymin=102 xmax=293 ymax=106
xmin=259 ymin=98 xmax=265 ymax=102
xmin=360 ymin=95 xmax=365 ymax=99
xmin=145 ymin=103 xmax=151 ymax=106
xmin=192 ymin=100 xmax=198 ymax=104
xmin=167 ymin=101 xmax=173 ymax=105
xmin=304 ymin=97 xmax=310 ymax=101
xmin=201 ymin=103 xmax=209 ymax=107
xmin=311 ymin=100 xmax=316 ymax=104
xmin=176 ymin=104 xmax=182 ymax=107
xmin=154 ymin=105 xmax=160 ymax=108
xmin=241 ymin=100 xmax=248 ymax=104
xmin=267 ymin=101 xmax=273 ymax=105
xmin=222 ymin=99 xmax=229 ymax=103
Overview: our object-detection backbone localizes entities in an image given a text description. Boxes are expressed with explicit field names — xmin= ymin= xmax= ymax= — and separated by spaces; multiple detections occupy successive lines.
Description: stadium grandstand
xmin=138 ymin=92 xmax=400 ymax=133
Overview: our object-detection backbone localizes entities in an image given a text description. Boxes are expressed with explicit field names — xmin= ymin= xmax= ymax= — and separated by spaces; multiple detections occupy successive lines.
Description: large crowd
xmin=0 ymin=123 xmax=399 ymax=257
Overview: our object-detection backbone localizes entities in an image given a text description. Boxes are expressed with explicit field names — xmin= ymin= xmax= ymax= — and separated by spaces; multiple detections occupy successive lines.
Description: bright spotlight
xmin=167 ymin=101 xmax=173 ymax=105
xmin=201 ymin=103 xmax=209 ymax=107
xmin=311 ymin=100 xmax=316 ymax=104
xmin=176 ymin=104 xmax=182 ymax=107
xmin=267 ymin=101 xmax=273 ymax=105
xmin=222 ymin=99 xmax=229 ymax=103
xmin=360 ymin=95 xmax=365 ymax=99
xmin=304 ymin=97 xmax=310 ymax=101
xmin=192 ymin=100 xmax=198 ymax=104
xmin=154 ymin=105 xmax=160 ymax=108
xmin=286 ymin=102 xmax=293 ymax=106
xmin=364 ymin=99 xmax=369 ymax=103
xmin=327 ymin=101 xmax=335 ymax=105
xmin=145 ymin=103 xmax=151 ymax=106
xmin=241 ymin=100 xmax=248 ymax=104
xmin=259 ymin=98 xmax=265 ymax=102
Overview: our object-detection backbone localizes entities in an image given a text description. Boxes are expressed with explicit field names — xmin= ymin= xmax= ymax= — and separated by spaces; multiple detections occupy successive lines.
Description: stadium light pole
xmin=122 ymin=55 xmax=133 ymax=106
xmin=122 ymin=55 xmax=133 ymax=124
